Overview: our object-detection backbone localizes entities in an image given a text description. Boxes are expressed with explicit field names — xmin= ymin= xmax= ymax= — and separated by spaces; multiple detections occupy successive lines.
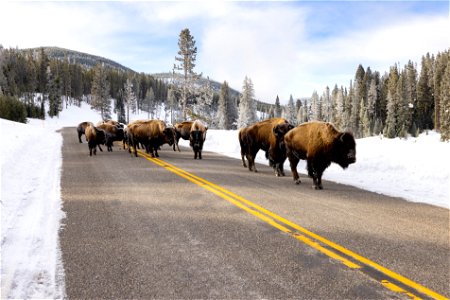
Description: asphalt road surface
xmin=60 ymin=127 xmax=449 ymax=299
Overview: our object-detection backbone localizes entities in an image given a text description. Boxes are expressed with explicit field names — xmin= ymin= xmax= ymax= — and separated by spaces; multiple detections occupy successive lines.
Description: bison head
xmin=163 ymin=127 xmax=176 ymax=146
xmin=190 ymin=130 xmax=205 ymax=151
xmin=334 ymin=132 xmax=356 ymax=169
xmin=273 ymin=123 xmax=295 ymax=141
xmin=95 ymin=127 xmax=106 ymax=145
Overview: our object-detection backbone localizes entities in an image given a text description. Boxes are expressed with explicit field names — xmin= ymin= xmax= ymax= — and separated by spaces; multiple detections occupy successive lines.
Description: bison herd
xmin=77 ymin=118 xmax=356 ymax=189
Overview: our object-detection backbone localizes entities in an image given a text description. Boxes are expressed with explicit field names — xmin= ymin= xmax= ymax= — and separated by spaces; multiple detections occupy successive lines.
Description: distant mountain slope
xmin=22 ymin=47 xmax=276 ymax=109
xmin=23 ymin=47 xmax=134 ymax=73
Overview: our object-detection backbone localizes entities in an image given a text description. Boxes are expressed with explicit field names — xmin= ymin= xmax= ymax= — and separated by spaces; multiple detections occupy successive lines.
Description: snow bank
xmin=1 ymin=119 xmax=65 ymax=298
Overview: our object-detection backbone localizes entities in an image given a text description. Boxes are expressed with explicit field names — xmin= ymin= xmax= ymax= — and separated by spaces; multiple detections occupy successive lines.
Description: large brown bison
xmin=76 ymin=121 xmax=92 ymax=143
xmin=189 ymin=120 xmax=208 ymax=159
xmin=127 ymin=120 xmax=175 ymax=157
xmin=284 ymin=121 xmax=356 ymax=189
xmin=84 ymin=123 xmax=106 ymax=156
xmin=173 ymin=121 xmax=194 ymax=151
xmin=97 ymin=123 xmax=124 ymax=152
xmin=238 ymin=118 xmax=294 ymax=176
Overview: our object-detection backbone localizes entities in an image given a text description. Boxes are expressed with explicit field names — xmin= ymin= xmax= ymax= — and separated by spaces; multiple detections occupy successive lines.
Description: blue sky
xmin=1 ymin=1 xmax=448 ymax=104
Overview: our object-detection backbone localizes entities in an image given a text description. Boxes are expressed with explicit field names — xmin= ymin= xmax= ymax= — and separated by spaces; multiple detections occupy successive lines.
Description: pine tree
xmin=384 ymin=90 xmax=397 ymax=138
xmin=296 ymin=104 xmax=308 ymax=124
xmin=333 ymin=86 xmax=345 ymax=130
xmin=124 ymin=78 xmax=136 ymax=123
xmin=173 ymin=28 xmax=201 ymax=117
xmin=440 ymin=56 xmax=450 ymax=141
xmin=286 ymin=94 xmax=296 ymax=124
xmin=217 ymin=82 xmax=228 ymax=129
xmin=237 ymin=76 xmax=257 ymax=128
xmin=274 ymin=95 xmax=282 ymax=118
xmin=343 ymin=84 xmax=353 ymax=132
xmin=37 ymin=48 xmax=49 ymax=95
xmin=195 ymin=76 xmax=214 ymax=120
xmin=91 ymin=63 xmax=111 ymax=120
xmin=403 ymin=61 xmax=417 ymax=134
xmin=310 ymin=90 xmax=321 ymax=121
xmin=416 ymin=54 xmax=434 ymax=131
xmin=434 ymin=51 xmax=449 ymax=131
xmin=143 ymin=86 xmax=155 ymax=119
xmin=321 ymin=86 xmax=331 ymax=122
xmin=47 ymin=66 xmax=61 ymax=118
xmin=359 ymin=97 xmax=370 ymax=137
xmin=366 ymin=79 xmax=377 ymax=135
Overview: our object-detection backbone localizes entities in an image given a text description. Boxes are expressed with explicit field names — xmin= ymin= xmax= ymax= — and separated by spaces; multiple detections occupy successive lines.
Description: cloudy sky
xmin=1 ymin=1 xmax=448 ymax=104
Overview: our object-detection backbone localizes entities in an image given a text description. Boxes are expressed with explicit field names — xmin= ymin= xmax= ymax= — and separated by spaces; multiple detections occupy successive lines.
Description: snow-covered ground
xmin=1 ymin=102 xmax=449 ymax=298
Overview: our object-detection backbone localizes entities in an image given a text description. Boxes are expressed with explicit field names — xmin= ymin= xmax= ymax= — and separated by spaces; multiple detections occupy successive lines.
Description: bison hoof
xmin=294 ymin=179 xmax=301 ymax=185
xmin=313 ymin=185 xmax=323 ymax=190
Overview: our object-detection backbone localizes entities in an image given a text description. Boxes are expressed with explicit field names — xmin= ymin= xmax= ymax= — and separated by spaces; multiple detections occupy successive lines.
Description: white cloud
xmin=1 ymin=1 xmax=448 ymax=104
xmin=199 ymin=3 xmax=307 ymax=102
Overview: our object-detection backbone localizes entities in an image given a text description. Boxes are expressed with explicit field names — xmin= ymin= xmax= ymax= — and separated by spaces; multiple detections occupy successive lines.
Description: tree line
xmin=292 ymin=50 xmax=450 ymax=141
xmin=0 ymin=46 xmax=169 ymax=123
xmin=1 ymin=42 xmax=449 ymax=141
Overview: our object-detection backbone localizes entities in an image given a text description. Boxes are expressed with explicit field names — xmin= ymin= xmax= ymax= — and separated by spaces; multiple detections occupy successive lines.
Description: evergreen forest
xmin=0 ymin=45 xmax=449 ymax=141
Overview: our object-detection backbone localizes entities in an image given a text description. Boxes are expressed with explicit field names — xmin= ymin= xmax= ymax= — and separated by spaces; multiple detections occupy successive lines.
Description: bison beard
xmin=189 ymin=120 xmax=207 ymax=160
xmin=284 ymin=121 xmax=356 ymax=190
xmin=190 ymin=130 xmax=204 ymax=159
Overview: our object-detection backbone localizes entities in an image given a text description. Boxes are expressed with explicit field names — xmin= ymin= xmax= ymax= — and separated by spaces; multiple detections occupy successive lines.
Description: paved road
xmin=60 ymin=127 xmax=449 ymax=299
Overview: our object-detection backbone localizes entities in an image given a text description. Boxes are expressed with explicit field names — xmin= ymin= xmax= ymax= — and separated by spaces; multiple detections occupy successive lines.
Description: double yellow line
xmin=138 ymin=150 xmax=447 ymax=300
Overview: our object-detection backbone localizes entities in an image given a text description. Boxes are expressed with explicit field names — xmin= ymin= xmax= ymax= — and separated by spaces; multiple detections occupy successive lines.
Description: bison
xmin=76 ymin=121 xmax=92 ymax=143
xmin=189 ymin=120 xmax=208 ymax=159
xmin=97 ymin=123 xmax=124 ymax=152
xmin=97 ymin=119 xmax=123 ymax=127
xmin=173 ymin=121 xmax=194 ymax=152
xmin=84 ymin=123 xmax=106 ymax=156
xmin=284 ymin=121 xmax=356 ymax=190
xmin=127 ymin=119 xmax=175 ymax=157
xmin=238 ymin=118 xmax=294 ymax=176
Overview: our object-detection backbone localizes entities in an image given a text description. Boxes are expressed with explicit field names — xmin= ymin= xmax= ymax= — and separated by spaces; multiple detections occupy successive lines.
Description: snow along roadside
xmin=1 ymin=119 xmax=66 ymax=299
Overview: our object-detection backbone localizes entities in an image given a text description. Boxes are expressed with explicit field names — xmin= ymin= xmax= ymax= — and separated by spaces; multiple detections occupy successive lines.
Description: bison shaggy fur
xmin=76 ymin=121 xmax=92 ymax=143
xmin=284 ymin=121 xmax=356 ymax=189
xmin=173 ymin=121 xmax=194 ymax=152
xmin=239 ymin=118 xmax=293 ymax=176
xmin=189 ymin=120 xmax=208 ymax=159
xmin=127 ymin=120 xmax=175 ymax=157
xmin=84 ymin=123 xmax=106 ymax=156
xmin=97 ymin=123 xmax=124 ymax=152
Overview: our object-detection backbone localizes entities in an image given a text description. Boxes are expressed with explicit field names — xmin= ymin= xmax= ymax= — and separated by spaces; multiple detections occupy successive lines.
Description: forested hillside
xmin=0 ymin=45 xmax=449 ymax=140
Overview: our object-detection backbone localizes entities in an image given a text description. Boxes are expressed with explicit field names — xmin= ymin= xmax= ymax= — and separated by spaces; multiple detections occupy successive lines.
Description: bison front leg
xmin=247 ymin=147 xmax=259 ymax=172
xmin=288 ymin=153 xmax=300 ymax=184
xmin=240 ymin=149 xmax=247 ymax=168
xmin=274 ymin=162 xmax=286 ymax=177
xmin=307 ymin=160 xmax=324 ymax=190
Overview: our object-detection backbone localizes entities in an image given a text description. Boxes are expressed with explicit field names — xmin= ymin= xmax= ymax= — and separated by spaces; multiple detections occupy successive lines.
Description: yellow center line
xmin=137 ymin=149 xmax=447 ymax=300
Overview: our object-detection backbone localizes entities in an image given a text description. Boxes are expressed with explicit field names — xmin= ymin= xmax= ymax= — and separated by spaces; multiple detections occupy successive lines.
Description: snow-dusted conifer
xmin=274 ymin=95 xmax=282 ymax=118
xmin=217 ymin=81 xmax=237 ymax=129
xmin=123 ymin=78 xmax=136 ymax=123
xmin=310 ymin=90 xmax=321 ymax=121
xmin=237 ymin=76 xmax=257 ymax=128
xmin=286 ymin=94 xmax=296 ymax=125
xmin=173 ymin=28 xmax=201 ymax=118
xmin=91 ymin=63 xmax=111 ymax=120
xmin=439 ymin=58 xmax=450 ymax=141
